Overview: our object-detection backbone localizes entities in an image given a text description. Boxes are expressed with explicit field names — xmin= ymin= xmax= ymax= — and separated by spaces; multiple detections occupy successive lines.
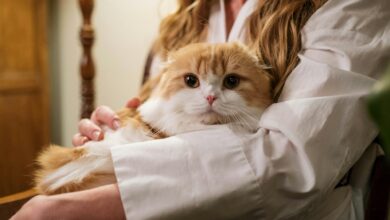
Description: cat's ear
xmin=163 ymin=54 xmax=176 ymax=68
xmin=258 ymin=63 xmax=272 ymax=70
xmin=231 ymin=42 xmax=255 ymax=56
xmin=159 ymin=51 xmax=176 ymax=72
xmin=231 ymin=42 xmax=272 ymax=70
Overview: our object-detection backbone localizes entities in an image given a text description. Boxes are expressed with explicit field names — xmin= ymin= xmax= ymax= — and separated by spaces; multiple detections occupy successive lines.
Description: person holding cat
xmin=12 ymin=0 xmax=390 ymax=219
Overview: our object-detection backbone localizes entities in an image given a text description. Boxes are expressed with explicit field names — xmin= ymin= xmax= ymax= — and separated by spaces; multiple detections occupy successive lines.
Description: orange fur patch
xmin=34 ymin=145 xmax=87 ymax=194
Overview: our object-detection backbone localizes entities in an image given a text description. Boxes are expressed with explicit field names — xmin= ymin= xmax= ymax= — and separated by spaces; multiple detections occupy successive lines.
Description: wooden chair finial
xmin=79 ymin=0 xmax=95 ymax=119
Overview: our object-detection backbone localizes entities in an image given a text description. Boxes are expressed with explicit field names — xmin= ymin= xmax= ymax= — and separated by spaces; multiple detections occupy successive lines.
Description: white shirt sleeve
xmin=111 ymin=0 xmax=390 ymax=219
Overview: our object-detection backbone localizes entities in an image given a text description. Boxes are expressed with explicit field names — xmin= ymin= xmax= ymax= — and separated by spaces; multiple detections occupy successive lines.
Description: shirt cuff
xmin=111 ymin=125 xmax=264 ymax=220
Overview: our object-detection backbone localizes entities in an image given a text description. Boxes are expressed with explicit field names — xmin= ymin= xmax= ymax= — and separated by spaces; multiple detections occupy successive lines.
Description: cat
xmin=34 ymin=42 xmax=274 ymax=195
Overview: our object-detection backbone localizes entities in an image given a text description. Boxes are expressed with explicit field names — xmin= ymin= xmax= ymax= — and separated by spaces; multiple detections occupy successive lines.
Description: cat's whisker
xmin=218 ymin=103 xmax=260 ymax=129
xmin=236 ymin=111 xmax=258 ymax=126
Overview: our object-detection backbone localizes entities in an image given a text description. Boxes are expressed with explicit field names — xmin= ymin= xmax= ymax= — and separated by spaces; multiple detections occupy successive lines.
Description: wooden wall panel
xmin=0 ymin=0 xmax=49 ymax=218
xmin=0 ymin=0 xmax=36 ymax=81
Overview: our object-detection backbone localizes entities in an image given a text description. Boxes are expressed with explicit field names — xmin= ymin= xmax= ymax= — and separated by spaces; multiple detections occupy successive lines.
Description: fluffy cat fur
xmin=35 ymin=42 xmax=274 ymax=195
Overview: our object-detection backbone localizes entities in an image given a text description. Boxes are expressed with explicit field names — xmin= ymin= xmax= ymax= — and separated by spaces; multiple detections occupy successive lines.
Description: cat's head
xmin=139 ymin=42 xmax=273 ymax=135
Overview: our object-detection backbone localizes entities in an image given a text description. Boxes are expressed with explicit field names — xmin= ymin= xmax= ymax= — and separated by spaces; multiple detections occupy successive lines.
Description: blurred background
xmin=50 ymin=0 xmax=176 ymax=146
xmin=0 ymin=0 xmax=176 ymax=217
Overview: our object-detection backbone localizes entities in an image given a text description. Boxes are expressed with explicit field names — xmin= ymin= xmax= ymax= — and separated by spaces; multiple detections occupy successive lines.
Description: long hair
xmin=153 ymin=0 xmax=328 ymax=99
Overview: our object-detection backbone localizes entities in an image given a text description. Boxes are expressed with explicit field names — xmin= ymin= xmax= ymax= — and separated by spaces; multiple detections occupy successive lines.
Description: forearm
xmin=54 ymin=184 xmax=125 ymax=219
xmin=12 ymin=184 xmax=125 ymax=220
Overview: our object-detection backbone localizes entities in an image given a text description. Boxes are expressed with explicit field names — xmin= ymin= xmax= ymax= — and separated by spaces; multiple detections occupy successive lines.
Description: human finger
xmin=90 ymin=105 xmax=121 ymax=130
xmin=72 ymin=133 xmax=90 ymax=147
xmin=78 ymin=118 xmax=104 ymax=141
xmin=125 ymin=98 xmax=141 ymax=109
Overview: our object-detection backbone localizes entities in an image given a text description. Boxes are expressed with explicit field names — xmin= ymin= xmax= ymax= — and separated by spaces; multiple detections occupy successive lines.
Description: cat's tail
xmin=35 ymin=145 xmax=115 ymax=195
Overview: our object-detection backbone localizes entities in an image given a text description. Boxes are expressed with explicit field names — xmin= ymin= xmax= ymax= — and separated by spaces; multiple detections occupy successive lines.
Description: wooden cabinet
xmin=0 ymin=0 xmax=50 ymax=217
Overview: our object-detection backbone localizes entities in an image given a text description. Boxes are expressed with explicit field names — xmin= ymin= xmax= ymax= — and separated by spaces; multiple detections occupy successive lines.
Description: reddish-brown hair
xmin=153 ymin=0 xmax=327 ymax=99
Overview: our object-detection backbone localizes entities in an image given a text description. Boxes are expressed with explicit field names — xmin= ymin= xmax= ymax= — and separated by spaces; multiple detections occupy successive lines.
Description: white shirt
xmin=111 ymin=0 xmax=390 ymax=219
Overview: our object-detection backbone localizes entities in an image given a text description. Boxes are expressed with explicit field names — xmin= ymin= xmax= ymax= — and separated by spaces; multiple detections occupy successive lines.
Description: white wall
xmin=49 ymin=0 xmax=176 ymax=146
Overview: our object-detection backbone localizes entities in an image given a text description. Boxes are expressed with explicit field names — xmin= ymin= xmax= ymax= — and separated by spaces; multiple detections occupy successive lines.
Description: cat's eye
xmin=184 ymin=74 xmax=199 ymax=88
xmin=223 ymin=74 xmax=240 ymax=89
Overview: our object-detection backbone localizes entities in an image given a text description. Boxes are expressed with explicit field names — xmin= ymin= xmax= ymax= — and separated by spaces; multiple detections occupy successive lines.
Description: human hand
xmin=72 ymin=97 xmax=141 ymax=146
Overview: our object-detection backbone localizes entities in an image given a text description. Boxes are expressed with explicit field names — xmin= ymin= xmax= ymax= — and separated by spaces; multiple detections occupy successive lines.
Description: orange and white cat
xmin=35 ymin=42 xmax=274 ymax=194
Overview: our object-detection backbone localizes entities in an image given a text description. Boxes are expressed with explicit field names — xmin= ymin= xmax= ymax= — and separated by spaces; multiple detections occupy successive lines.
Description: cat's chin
xmin=200 ymin=120 xmax=220 ymax=125
xmin=199 ymin=111 xmax=224 ymax=125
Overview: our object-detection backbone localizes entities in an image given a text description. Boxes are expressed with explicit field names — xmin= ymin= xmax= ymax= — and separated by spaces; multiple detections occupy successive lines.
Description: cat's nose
xmin=206 ymin=95 xmax=217 ymax=105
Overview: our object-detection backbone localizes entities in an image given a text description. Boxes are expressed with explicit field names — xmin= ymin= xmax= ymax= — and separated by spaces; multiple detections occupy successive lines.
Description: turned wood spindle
xmin=79 ymin=0 xmax=95 ymax=119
